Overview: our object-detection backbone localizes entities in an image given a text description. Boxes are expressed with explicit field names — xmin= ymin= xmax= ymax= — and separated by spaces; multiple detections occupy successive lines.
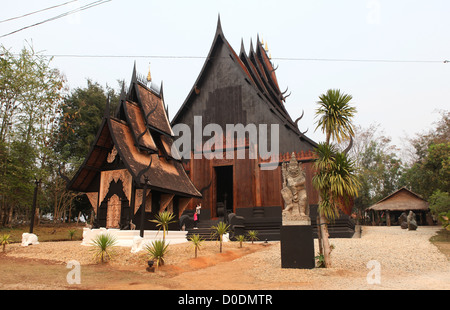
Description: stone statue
xmin=399 ymin=212 xmax=408 ymax=229
xmin=407 ymin=211 xmax=418 ymax=230
xmin=281 ymin=152 xmax=310 ymax=225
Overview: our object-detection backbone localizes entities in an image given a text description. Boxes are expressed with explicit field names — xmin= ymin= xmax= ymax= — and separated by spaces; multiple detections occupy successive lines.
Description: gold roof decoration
xmin=147 ymin=63 xmax=152 ymax=82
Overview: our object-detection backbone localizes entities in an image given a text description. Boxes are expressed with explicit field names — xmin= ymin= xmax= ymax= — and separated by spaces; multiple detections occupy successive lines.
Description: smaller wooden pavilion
xmin=67 ymin=65 xmax=202 ymax=231
xmin=367 ymin=187 xmax=431 ymax=226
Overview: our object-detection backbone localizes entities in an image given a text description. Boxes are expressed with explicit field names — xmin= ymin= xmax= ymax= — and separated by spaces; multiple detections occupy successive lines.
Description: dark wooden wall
xmin=173 ymin=32 xmax=319 ymax=218
xmin=183 ymin=147 xmax=319 ymax=218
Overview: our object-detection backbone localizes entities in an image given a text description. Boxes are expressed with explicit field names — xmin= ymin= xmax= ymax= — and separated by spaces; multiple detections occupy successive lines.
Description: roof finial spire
xmin=216 ymin=13 xmax=222 ymax=33
xmin=131 ymin=60 xmax=137 ymax=83
xmin=147 ymin=62 xmax=152 ymax=82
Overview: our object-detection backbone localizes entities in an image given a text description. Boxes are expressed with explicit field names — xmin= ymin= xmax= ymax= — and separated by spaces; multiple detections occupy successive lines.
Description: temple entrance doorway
xmin=107 ymin=194 xmax=121 ymax=228
xmin=215 ymin=165 xmax=233 ymax=217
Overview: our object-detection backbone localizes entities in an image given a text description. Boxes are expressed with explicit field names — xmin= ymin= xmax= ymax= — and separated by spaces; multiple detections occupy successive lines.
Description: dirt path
xmin=1 ymin=227 xmax=449 ymax=290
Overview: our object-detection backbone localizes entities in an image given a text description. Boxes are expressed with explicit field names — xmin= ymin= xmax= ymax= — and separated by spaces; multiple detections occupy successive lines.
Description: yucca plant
xmin=313 ymin=89 xmax=358 ymax=268
xmin=68 ymin=229 xmax=76 ymax=241
xmin=235 ymin=235 xmax=245 ymax=248
xmin=90 ymin=233 xmax=118 ymax=264
xmin=211 ymin=221 xmax=230 ymax=253
xmin=149 ymin=211 xmax=177 ymax=241
xmin=313 ymin=144 xmax=360 ymax=220
xmin=315 ymin=89 xmax=356 ymax=145
xmin=247 ymin=230 xmax=259 ymax=244
xmin=145 ymin=239 xmax=169 ymax=270
xmin=189 ymin=234 xmax=204 ymax=258
xmin=1 ymin=234 xmax=10 ymax=252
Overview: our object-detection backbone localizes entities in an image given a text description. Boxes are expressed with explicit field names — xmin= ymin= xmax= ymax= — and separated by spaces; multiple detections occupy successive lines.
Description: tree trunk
xmin=319 ymin=213 xmax=332 ymax=268
xmin=316 ymin=215 xmax=323 ymax=256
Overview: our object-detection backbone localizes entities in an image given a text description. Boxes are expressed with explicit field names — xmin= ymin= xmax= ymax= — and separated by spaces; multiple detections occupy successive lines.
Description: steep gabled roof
xmin=67 ymin=118 xmax=112 ymax=192
xmin=108 ymin=117 xmax=200 ymax=197
xmin=68 ymin=68 xmax=201 ymax=198
xmin=171 ymin=16 xmax=317 ymax=149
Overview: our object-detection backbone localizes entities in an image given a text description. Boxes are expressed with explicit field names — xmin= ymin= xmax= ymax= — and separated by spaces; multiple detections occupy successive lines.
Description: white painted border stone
xmin=81 ymin=228 xmax=188 ymax=252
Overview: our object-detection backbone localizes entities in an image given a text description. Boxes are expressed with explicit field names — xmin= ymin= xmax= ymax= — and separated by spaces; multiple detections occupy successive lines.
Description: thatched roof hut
xmin=367 ymin=187 xmax=430 ymax=226
xmin=367 ymin=187 xmax=429 ymax=212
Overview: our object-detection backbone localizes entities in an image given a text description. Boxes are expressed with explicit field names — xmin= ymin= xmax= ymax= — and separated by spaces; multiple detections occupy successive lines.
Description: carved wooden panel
xmin=106 ymin=194 xmax=121 ymax=228
xmin=99 ymin=169 xmax=132 ymax=206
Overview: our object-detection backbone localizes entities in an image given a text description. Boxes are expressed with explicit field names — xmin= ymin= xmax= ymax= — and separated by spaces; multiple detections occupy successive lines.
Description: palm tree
xmin=189 ymin=234 xmax=204 ymax=258
xmin=313 ymin=89 xmax=359 ymax=268
xmin=211 ymin=221 xmax=230 ymax=253
xmin=315 ymin=89 xmax=356 ymax=144
xmin=90 ymin=233 xmax=117 ymax=263
xmin=150 ymin=211 xmax=177 ymax=241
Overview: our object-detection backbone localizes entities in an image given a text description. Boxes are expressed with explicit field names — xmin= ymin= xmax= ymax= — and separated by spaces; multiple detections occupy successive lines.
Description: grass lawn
xmin=429 ymin=228 xmax=450 ymax=259
xmin=0 ymin=223 xmax=84 ymax=243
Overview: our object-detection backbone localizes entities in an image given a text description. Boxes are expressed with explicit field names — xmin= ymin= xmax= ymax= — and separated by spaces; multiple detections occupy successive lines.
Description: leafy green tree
xmin=55 ymin=80 xmax=119 ymax=164
xmin=401 ymin=111 xmax=449 ymax=200
xmin=429 ymin=190 xmax=450 ymax=218
xmin=0 ymin=43 xmax=65 ymax=226
xmin=52 ymin=80 xmax=121 ymax=223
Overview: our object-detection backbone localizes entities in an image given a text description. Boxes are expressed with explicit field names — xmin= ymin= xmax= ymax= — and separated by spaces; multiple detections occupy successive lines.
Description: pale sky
xmin=1 ymin=0 xmax=449 ymax=154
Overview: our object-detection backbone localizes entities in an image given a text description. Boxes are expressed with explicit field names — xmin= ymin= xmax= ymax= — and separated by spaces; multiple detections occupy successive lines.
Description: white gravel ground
xmin=243 ymin=226 xmax=450 ymax=289
xmin=5 ymin=225 xmax=449 ymax=290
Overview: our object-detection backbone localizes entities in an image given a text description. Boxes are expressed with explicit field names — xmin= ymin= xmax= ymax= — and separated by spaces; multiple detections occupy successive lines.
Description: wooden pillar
xmin=140 ymin=177 xmax=149 ymax=238
xmin=254 ymin=145 xmax=261 ymax=207
xmin=129 ymin=181 xmax=136 ymax=225
xmin=386 ymin=210 xmax=391 ymax=226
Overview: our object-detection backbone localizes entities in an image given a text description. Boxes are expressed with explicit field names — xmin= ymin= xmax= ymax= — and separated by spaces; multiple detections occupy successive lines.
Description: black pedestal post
xmin=281 ymin=225 xmax=315 ymax=269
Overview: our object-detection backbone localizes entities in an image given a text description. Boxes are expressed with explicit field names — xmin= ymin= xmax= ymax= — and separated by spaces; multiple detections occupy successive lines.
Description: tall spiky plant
xmin=145 ymin=239 xmax=169 ymax=270
xmin=150 ymin=211 xmax=177 ymax=241
xmin=90 ymin=233 xmax=117 ymax=264
xmin=314 ymin=89 xmax=358 ymax=268
xmin=315 ymin=89 xmax=356 ymax=144
xmin=313 ymin=143 xmax=360 ymax=220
